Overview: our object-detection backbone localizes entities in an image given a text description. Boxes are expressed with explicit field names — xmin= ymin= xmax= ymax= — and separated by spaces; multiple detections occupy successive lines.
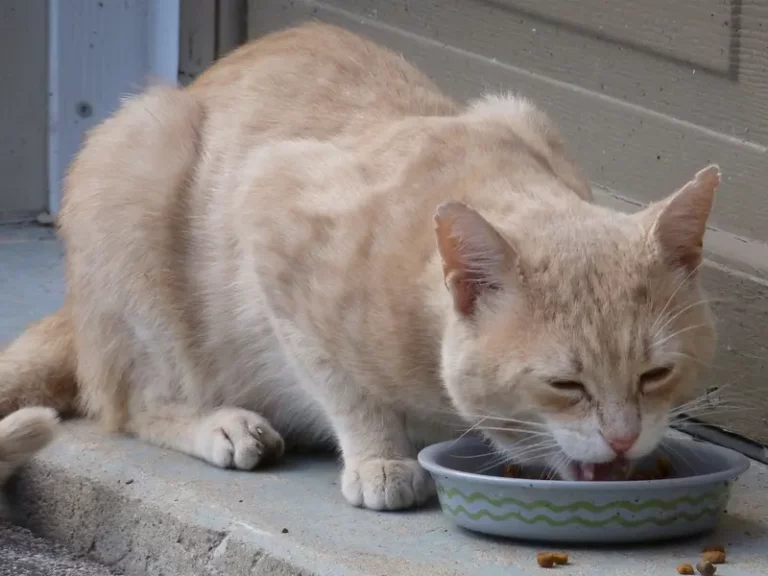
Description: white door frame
xmin=47 ymin=0 xmax=180 ymax=215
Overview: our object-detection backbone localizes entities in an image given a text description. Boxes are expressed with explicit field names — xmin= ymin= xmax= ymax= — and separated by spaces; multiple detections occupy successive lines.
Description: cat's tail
xmin=0 ymin=306 xmax=74 ymax=477
xmin=0 ymin=407 xmax=58 ymax=483
xmin=0 ymin=303 xmax=78 ymax=418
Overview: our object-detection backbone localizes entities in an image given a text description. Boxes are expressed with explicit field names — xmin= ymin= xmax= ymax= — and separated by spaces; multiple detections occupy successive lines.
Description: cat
xmin=0 ymin=23 xmax=718 ymax=510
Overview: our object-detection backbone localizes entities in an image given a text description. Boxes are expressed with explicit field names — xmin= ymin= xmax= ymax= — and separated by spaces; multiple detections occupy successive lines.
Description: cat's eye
xmin=548 ymin=380 xmax=587 ymax=394
xmin=639 ymin=366 xmax=674 ymax=391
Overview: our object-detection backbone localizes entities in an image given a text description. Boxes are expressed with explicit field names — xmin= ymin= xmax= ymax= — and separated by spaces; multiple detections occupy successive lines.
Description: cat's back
xmin=189 ymin=22 xmax=457 ymax=143
xmin=59 ymin=22 xmax=588 ymax=347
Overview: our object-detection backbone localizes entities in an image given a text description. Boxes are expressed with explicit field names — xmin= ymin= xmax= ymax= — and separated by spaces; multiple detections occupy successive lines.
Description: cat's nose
xmin=603 ymin=433 xmax=639 ymax=455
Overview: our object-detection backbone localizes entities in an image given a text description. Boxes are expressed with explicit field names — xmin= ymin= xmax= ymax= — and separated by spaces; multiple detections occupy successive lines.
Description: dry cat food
xmin=696 ymin=559 xmax=716 ymax=576
xmin=673 ymin=545 xmax=727 ymax=575
xmin=535 ymin=551 xmax=568 ymax=568
xmin=536 ymin=552 xmax=556 ymax=568
xmin=628 ymin=456 xmax=671 ymax=481
xmin=504 ymin=464 xmax=549 ymax=480
xmin=701 ymin=550 xmax=726 ymax=564
xmin=551 ymin=553 xmax=568 ymax=565
xmin=503 ymin=457 xmax=671 ymax=481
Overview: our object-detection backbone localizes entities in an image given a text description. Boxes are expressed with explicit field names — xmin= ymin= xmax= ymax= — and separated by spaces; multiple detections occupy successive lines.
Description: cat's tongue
xmin=572 ymin=460 xmax=630 ymax=481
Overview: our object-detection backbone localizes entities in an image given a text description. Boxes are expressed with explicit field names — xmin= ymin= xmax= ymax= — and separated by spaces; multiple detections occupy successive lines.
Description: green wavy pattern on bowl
xmin=436 ymin=485 xmax=726 ymax=513
xmin=440 ymin=503 xmax=721 ymax=528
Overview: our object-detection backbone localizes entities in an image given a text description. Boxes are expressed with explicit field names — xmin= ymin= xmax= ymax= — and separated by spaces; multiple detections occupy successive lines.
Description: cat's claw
xmin=341 ymin=458 xmax=434 ymax=510
xmin=195 ymin=408 xmax=284 ymax=470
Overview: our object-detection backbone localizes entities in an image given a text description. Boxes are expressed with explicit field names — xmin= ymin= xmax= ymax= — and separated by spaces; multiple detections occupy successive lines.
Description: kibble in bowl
xmin=503 ymin=456 xmax=672 ymax=482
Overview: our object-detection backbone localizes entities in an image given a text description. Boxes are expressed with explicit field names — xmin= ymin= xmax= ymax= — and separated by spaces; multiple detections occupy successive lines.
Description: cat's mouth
xmin=569 ymin=459 xmax=630 ymax=481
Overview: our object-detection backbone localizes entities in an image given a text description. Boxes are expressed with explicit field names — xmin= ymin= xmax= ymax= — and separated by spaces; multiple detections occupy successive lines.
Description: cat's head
xmin=435 ymin=165 xmax=719 ymax=480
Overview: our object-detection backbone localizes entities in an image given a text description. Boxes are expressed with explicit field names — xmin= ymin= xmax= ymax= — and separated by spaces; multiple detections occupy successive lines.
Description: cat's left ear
xmin=645 ymin=164 xmax=720 ymax=273
xmin=434 ymin=202 xmax=518 ymax=317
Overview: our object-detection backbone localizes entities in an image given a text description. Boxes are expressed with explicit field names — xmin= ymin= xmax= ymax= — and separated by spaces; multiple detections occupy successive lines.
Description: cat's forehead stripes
xmin=518 ymin=245 xmax=662 ymax=382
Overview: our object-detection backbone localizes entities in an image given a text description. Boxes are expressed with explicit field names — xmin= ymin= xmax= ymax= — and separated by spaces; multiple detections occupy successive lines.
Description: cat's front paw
xmin=341 ymin=458 xmax=434 ymax=510
xmin=195 ymin=408 xmax=284 ymax=470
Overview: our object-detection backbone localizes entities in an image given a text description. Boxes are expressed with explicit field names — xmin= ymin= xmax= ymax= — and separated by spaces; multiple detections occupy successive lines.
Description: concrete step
xmin=0 ymin=522 xmax=117 ymax=576
xmin=7 ymin=423 xmax=768 ymax=576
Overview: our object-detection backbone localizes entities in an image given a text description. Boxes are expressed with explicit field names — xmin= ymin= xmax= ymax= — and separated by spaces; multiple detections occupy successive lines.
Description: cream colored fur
xmin=0 ymin=24 xmax=719 ymax=509
xmin=0 ymin=408 xmax=57 ymax=484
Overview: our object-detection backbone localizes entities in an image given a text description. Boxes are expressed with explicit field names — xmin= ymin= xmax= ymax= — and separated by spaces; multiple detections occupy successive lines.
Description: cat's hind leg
xmin=127 ymin=405 xmax=284 ymax=470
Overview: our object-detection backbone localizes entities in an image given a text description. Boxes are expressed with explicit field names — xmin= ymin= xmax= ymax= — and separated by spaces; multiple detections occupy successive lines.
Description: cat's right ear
xmin=434 ymin=202 xmax=518 ymax=317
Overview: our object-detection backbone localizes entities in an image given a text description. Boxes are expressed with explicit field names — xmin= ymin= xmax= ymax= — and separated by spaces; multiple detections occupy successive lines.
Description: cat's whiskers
xmin=452 ymin=415 xmax=492 ymax=444
xmin=649 ymin=262 xmax=704 ymax=335
xmin=650 ymin=323 xmax=711 ymax=350
xmin=451 ymin=412 xmax=549 ymax=444
xmin=476 ymin=444 xmax=561 ymax=475
xmin=505 ymin=442 xmax=560 ymax=463
xmin=500 ymin=449 xmax=562 ymax=470
xmin=729 ymin=350 xmax=768 ymax=363
xmin=665 ymin=350 xmax=713 ymax=370
xmin=469 ymin=410 xmax=548 ymax=429
xmin=473 ymin=449 xmax=516 ymax=474
xmin=416 ymin=405 xmax=547 ymax=429
xmin=542 ymin=451 xmax=567 ymax=481
xmin=671 ymin=403 xmax=757 ymax=422
xmin=672 ymin=391 xmax=759 ymax=413
xmin=673 ymin=408 xmax=760 ymax=423
xmin=452 ymin=451 xmax=500 ymax=460
xmin=554 ymin=452 xmax=573 ymax=481
xmin=479 ymin=426 xmax=553 ymax=437
xmin=670 ymin=375 xmax=753 ymax=417
xmin=675 ymin=404 xmax=760 ymax=418
xmin=462 ymin=435 xmax=557 ymax=468
xmin=671 ymin=395 xmax=749 ymax=416
xmin=652 ymin=298 xmax=718 ymax=339
xmin=659 ymin=437 xmax=698 ymax=475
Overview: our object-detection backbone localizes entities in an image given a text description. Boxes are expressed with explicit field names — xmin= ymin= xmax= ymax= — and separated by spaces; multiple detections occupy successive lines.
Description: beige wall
xmin=246 ymin=0 xmax=768 ymax=443
xmin=0 ymin=1 xmax=48 ymax=220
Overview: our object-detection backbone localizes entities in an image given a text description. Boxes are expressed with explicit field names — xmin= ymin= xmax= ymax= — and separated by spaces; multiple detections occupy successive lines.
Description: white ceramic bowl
xmin=418 ymin=437 xmax=750 ymax=543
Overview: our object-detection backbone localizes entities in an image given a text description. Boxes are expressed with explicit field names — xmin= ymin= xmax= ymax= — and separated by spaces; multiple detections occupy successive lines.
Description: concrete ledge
xmin=5 ymin=423 xmax=768 ymax=576
xmin=0 ymin=522 xmax=116 ymax=575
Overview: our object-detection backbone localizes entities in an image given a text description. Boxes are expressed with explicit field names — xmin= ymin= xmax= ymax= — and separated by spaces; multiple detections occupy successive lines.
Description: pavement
xmin=0 ymin=522 xmax=117 ymax=576
xmin=2 ymin=224 xmax=768 ymax=576
xmin=4 ymin=421 xmax=768 ymax=576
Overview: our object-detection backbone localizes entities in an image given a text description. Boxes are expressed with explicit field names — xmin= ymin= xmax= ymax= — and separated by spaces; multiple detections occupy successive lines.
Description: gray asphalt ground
xmin=0 ymin=522 xmax=118 ymax=576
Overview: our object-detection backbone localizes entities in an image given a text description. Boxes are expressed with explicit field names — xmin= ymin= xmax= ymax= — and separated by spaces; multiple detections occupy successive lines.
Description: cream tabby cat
xmin=0 ymin=24 xmax=718 ymax=509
